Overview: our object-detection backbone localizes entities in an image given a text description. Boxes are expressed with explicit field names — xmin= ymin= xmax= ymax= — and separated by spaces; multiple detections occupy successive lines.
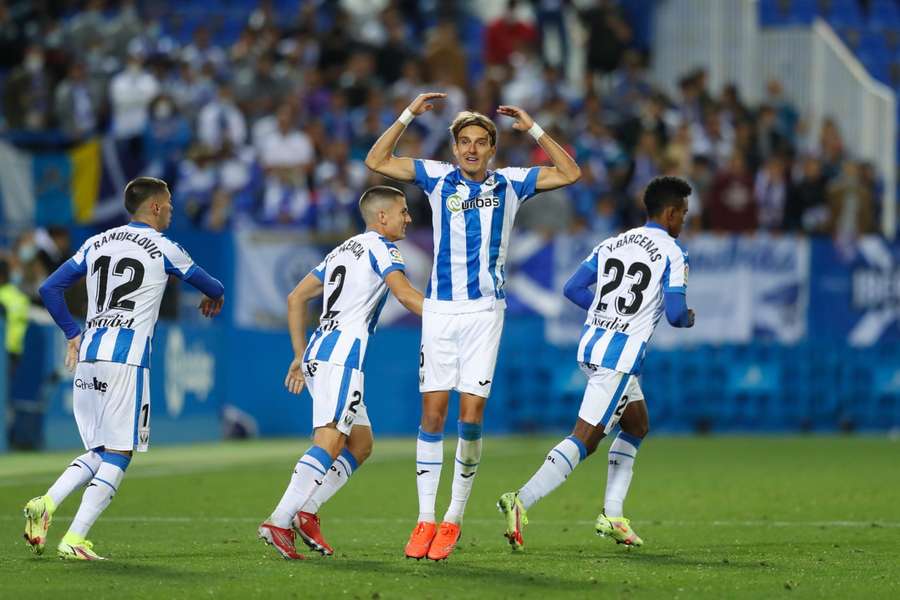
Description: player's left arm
xmin=161 ymin=237 xmax=225 ymax=318
xmin=662 ymin=242 xmax=694 ymax=328
xmin=285 ymin=273 xmax=324 ymax=395
xmin=39 ymin=258 xmax=87 ymax=371
xmin=497 ymin=104 xmax=581 ymax=192
xmin=384 ymin=271 xmax=424 ymax=317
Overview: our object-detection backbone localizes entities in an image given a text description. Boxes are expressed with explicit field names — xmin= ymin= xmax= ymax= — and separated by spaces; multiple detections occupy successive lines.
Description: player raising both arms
xmin=498 ymin=176 xmax=695 ymax=551
xmin=258 ymin=186 xmax=424 ymax=560
xmin=365 ymin=93 xmax=581 ymax=561
xmin=24 ymin=177 xmax=224 ymax=560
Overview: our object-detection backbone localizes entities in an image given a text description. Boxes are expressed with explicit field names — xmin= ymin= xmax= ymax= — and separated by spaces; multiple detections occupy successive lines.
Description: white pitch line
xmin=0 ymin=515 xmax=898 ymax=528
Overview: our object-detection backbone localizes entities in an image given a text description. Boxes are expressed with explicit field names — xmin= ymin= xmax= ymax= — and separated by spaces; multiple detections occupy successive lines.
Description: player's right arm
xmin=384 ymin=271 xmax=424 ymax=317
xmin=662 ymin=240 xmax=694 ymax=328
xmin=285 ymin=271 xmax=325 ymax=394
xmin=364 ymin=92 xmax=446 ymax=182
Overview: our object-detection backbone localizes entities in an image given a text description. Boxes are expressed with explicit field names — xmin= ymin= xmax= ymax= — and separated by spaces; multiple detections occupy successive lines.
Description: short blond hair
xmin=449 ymin=111 xmax=497 ymax=147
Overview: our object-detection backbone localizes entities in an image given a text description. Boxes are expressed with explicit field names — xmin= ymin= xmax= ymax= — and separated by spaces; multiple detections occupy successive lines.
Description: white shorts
xmin=419 ymin=308 xmax=505 ymax=397
xmin=303 ymin=360 xmax=370 ymax=435
xmin=577 ymin=364 xmax=645 ymax=435
xmin=73 ymin=361 xmax=151 ymax=452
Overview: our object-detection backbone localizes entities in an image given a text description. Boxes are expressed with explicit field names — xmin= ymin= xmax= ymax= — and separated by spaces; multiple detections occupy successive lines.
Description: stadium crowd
xmin=0 ymin=0 xmax=886 ymax=243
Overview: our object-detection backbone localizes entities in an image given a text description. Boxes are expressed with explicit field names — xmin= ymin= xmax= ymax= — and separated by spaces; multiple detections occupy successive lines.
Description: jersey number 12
xmin=92 ymin=255 xmax=145 ymax=313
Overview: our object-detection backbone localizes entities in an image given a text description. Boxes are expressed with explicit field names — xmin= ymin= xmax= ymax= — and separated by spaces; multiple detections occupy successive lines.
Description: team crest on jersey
xmin=389 ymin=247 xmax=405 ymax=264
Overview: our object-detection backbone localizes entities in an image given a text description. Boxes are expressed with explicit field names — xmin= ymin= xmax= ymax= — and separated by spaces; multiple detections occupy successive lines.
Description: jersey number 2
xmin=92 ymin=255 xmax=145 ymax=312
xmin=321 ymin=265 xmax=347 ymax=320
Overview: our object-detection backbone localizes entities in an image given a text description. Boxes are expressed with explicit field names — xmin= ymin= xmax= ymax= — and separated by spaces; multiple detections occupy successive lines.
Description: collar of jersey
xmin=127 ymin=221 xmax=152 ymax=229
xmin=645 ymin=220 xmax=667 ymax=232
xmin=455 ymin=167 xmax=493 ymax=185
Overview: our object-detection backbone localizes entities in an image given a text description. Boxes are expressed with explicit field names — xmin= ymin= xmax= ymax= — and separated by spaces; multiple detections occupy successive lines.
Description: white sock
xmin=604 ymin=432 xmax=642 ymax=518
xmin=415 ymin=427 xmax=443 ymax=523
xmin=271 ymin=446 xmax=333 ymax=528
xmin=443 ymin=421 xmax=483 ymax=525
xmin=518 ymin=436 xmax=587 ymax=510
xmin=301 ymin=448 xmax=358 ymax=514
xmin=47 ymin=450 xmax=103 ymax=508
xmin=68 ymin=453 xmax=130 ymax=539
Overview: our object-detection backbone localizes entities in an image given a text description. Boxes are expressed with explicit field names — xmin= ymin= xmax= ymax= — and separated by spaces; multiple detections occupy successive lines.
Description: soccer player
xmin=498 ymin=176 xmax=695 ymax=550
xmin=364 ymin=93 xmax=581 ymax=560
xmin=23 ymin=177 xmax=225 ymax=560
xmin=258 ymin=186 xmax=424 ymax=560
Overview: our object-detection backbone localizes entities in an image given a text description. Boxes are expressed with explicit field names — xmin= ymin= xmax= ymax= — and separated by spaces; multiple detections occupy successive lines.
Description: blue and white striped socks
xmin=604 ymin=432 xmax=642 ymax=518
xmin=443 ymin=421 xmax=483 ymax=525
xmin=271 ymin=446 xmax=334 ymax=528
xmin=301 ymin=448 xmax=358 ymax=514
xmin=47 ymin=449 xmax=103 ymax=508
xmin=68 ymin=451 xmax=130 ymax=538
xmin=415 ymin=427 xmax=443 ymax=523
xmin=518 ymin=436 xmax=587 ymax=510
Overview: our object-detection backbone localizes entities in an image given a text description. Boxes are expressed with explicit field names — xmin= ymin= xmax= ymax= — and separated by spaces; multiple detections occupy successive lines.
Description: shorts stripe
xmin=133 ymin=367 xmax=143 ymax=447
xmin=333 ymin=366 xmax=353 ymax=422
xmin=85 ymin=328 xmax=108 ymax=361
xmin=599 ymin=373 xmax=630 ymax=428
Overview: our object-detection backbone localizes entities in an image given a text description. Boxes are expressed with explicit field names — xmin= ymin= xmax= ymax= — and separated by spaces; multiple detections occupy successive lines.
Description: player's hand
xmin=65 ymin=334 xmax=82 ymax=372
xmin=284 ymin=357 xmax=306 ymax=395
xmin=686 ymin=309 xmax=695 ymax=328
xmin=407 ymin=92 xmax=447 ymax=116
xmin=497 ymin=105 xmax=535 ymax=131
xmin=199 ymin=295 xmax=224 ymax=318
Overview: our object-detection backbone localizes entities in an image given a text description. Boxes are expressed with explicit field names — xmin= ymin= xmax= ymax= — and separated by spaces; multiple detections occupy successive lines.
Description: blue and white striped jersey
xmin=303 ymin=230 xmax=406 ymax=370
xmin=413 ymin=159 xmax=540 ymax=313
xmin=576 ymin=223 xmax=689 ymax=374
xmin=72 ymin=222 xmax=196 ymax=368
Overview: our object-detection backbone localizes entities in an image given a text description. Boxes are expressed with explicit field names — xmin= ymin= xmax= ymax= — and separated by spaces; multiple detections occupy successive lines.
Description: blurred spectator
xmin=424 ymin=21 xmax=468 ymax=90
xmin=259 ymin=103 xmax=315 ymax=225
xmin=376 ymin=10 xmax=413 ymax=85
xmin=784 ymin=155 xmax=828 ymax=233
xmin=0 ymin=257 xmax=29 ymax=375
xmin=581 ymin=0 xmax=632 ymax=88
xmin=707 ymin=154 xmax=758 ymax=232
xmin=818 ymin=116 xmax=846 ymax=179
xmin=484 ymin=1 xmax=538 ymax=67
xmin=609 ymin=49 xmax=653 ymax=118
xmin=531 ymin=0 xmax=570 ymax=68
xmin=109 ymin=44 xmax=160 ymax=141
xmin=691 ymin=106 xmax=735 ymax=166
xmin=0 ymin=1 xmax=24 ymax=70
xmin=197 ymin=79 xmax=247 ymax=152
xmin=54 ymin=61 xmax=101 ymax=141
xmin=143 ymin=94 xmax=192 ymax=183
xmin=66 ymin=0 xmax=106 ymax=55
xmin=3 ymin=44 xmax=53 ymax=130
xmin=106 ymin=0 xmax=144 ymax=60
xmin=827 ymin=161 xmax=876 ymax=239
xmin=166 ymin=61 xmax=216 ymax=122
xmin=182 ymin=26 xmax=228 ymax=74
xmin=754 ymin=155 xmax=788 ymax=231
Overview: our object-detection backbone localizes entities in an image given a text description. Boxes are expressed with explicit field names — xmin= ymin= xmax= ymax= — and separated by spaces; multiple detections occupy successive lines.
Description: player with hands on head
xmin=498 ymin=176 xmax=695 ymax=552
xmin=365 ymin=92 xmax=581 ymax=561
xmin=24 ymin=176 xmax=224 ymax=561
xmin=259 ymin=186 xmax=424 ymax=560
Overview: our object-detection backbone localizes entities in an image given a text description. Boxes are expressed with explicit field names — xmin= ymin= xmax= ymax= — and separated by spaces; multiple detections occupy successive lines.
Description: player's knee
xmin=420 ymin=412 xmax=446 ymax=433
xmin=621 ymin=421 xmax=649 ymax=439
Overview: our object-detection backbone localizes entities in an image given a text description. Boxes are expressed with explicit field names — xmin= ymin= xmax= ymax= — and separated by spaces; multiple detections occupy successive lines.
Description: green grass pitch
xmin=1 ymin=436 xmax=898 ymax=599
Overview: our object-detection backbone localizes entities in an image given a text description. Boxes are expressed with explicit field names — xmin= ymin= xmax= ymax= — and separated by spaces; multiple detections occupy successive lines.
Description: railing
xmin=651 ymin=0 xmax=897 ymax=238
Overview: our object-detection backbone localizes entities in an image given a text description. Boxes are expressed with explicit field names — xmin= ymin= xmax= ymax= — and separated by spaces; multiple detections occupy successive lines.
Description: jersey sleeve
xmin=662 ymin=240 xmax=689 ymax=294
xmin=581 ymin=244 xmax=601 ymax=273
xmin=310 ymin=257 xmax=327 ymax=281
xmin=499 ymin=166 xmax=540 ymax=203
xmin=159 ymin=236 xmax=196 ymax=280
xmin=369 ymin=240 xmax=406 ymax=279
xmin=68 ymin=238 xmax=92 ymax=273
xmin=413 ymin=159 xmax=453 ymax=194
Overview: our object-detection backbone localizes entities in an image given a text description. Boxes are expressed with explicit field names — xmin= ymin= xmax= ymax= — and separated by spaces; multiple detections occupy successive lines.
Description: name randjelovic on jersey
xmin=90 ymin=230 xmax=164 ymax=260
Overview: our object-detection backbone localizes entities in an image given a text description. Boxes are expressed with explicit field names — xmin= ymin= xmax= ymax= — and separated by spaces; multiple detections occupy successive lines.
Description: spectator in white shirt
xmin=258 ymin=103 xmax=315 ymax=223
xmin=108 ymin=45 xmax=159 ymax=140
xmin=197 ymin=79 xmax=247 ymax=153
